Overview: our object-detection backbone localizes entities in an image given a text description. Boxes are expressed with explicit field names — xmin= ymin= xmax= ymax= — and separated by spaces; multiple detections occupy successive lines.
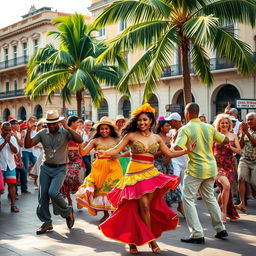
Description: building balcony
xmin=0 ymin=88 xmax=26 ymax=99
xmin=161 ymin=57 xmax=239 ymax=78
xmin=0 ymin=55 xmax=28 ymax=70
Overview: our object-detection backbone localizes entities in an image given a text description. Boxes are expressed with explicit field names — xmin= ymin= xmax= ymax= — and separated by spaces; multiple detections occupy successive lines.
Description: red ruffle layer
xmin=99 ymin=173 xmax=180 ymax=245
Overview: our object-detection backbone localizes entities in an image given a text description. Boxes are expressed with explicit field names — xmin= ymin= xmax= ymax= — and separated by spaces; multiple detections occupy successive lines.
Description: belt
xmin=44 ymin=162 xmax=67 ymax=168
xmin=131 ymin=154 xmax=154 ymax=163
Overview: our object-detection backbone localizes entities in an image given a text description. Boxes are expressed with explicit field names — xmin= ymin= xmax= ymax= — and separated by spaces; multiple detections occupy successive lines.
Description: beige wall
xmin=89 ymin=0 xmax=256 ymax=122
xmin=0 ymin=10 xmax=92 ymax=121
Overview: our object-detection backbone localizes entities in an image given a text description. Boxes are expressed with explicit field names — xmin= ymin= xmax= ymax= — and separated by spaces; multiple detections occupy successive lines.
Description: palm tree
xmin=26 ymin=14 xmax=125 ymax=117
xmin=94 ymin=0 xmax=256 ymax=104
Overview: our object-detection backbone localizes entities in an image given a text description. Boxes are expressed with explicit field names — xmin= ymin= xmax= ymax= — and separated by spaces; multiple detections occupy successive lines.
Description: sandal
xmin=11 ymin=205 xmax=20 ymax=213
xmin=149 ymin=242 xmax=161 ymax=254
xmin=129 ymin=244 xmax=138 ymax=254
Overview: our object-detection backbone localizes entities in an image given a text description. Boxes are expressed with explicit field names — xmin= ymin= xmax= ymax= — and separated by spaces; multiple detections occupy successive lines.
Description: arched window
xmin=215 ymin=84 xmax=240 ymax=115
xmin=18 ymin=106 xmax=26 ymax=121
xmin=148 ymin=94 xmax=159 ymax=116
xmin=98 ymin=99 xmax=108 ymax=120
xmin=122 ymin=99 xmax=131 ymax=118
xmin=3 ymin=108 xmax=10 ymax=121
xmin=34 ymin=104 xmax=43 ymax=119
xmin=176 ymin=91 xmax=195 ymax=106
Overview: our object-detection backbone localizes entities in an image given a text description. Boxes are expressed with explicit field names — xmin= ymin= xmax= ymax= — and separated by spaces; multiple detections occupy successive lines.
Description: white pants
xmin=183 ymin=174 xmax=225 ymax=238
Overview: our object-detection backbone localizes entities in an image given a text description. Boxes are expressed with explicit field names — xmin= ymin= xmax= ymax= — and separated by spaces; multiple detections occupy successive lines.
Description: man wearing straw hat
xmin=24 ymin=110 xmax=83 ymax=235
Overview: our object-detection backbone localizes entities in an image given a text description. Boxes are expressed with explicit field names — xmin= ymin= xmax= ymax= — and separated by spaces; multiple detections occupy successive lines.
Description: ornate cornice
xmin=0 ymin=19 xmax=53 ymax=40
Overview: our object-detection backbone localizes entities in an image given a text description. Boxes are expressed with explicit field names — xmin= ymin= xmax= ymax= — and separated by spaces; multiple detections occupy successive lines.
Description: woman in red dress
xmin=213 ymin=114 xmax=241 ymax=223
xmin=97 ymin=104 xmax=196 ymax=254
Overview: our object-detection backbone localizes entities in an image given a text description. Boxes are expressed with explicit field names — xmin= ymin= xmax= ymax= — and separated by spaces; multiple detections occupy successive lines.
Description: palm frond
xmin=142 ymin=26 xmax=177 ymax=101
xmin=93 ymin=0 xmax=167 ymax=28
xmin=183 ymin=15 xmax=219 ymax=46
xmin=200 ymin=0 xmax=256 ymax=27
xmin=213 ymin=27 xmax=255 ymax=74
xmin=191 ymin=44 xmax=213 ymax=85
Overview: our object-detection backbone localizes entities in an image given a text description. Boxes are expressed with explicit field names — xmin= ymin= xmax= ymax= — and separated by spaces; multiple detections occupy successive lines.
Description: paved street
xmin=0 ymin=180 xmax=256 ymax=256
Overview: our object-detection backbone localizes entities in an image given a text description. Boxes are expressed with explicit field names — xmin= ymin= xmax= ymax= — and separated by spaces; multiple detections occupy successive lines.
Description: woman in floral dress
xmin=154 ymin=119 xmax=185 ymax=216
xmin=213 ymin=114 xmax=241 ymax=223
xmin=60 ymin=116 xmax=82 ymax=207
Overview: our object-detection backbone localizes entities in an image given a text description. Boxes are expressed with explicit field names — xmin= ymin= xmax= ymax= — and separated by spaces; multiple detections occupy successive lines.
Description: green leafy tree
xmin=26 ymin=14 xmax=125 ymax=117
xmin=94 ymin=0 xmax=256 ymax=104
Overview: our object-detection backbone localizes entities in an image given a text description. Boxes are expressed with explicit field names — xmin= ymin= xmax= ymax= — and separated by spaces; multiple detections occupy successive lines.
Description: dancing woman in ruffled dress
xmin=97 ymin=104 xmax=196 ymax=254
xmin=75 ymin=117 xmax=123 ymax=223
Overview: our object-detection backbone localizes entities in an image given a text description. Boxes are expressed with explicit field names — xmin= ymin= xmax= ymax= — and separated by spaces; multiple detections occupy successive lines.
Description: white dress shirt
xmin=0 ymin=135 xmax=19 ymax=171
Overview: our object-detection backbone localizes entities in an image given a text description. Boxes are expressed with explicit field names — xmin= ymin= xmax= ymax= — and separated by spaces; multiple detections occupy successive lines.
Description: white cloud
xmin=0 ymin=0 xmax=92 ymax=29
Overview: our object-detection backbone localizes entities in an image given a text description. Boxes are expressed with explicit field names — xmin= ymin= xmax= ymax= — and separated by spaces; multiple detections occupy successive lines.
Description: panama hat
xmin=93 ymin=116 xmax=116 ymax=129
xmin=42 ymin=110 xmax=65 ymax=124
xmin=115 ymin=115 xmax=126 ymax=124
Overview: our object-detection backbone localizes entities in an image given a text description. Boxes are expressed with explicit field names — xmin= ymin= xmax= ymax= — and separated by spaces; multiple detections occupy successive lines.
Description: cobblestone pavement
xmin=0 ymin=180 xmax=255 ymax=256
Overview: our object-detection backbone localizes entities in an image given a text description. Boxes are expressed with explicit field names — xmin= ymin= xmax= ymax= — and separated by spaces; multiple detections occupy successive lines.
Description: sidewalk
xmin=0 ymin=180 xmax=256 ymax=256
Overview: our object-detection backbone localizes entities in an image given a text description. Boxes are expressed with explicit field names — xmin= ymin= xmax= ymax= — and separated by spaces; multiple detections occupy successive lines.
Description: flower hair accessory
xmin=132 ymin=103 xmax=155 ymax=117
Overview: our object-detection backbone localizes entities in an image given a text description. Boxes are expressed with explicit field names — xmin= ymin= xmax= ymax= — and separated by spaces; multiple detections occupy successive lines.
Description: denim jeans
xmin=37 ymin=164 xmax=72 ymax=226
xmin=22 ymin=151 xmax=37 ymax=172
xmin=16 ymin=167 xmax=27 ymax=192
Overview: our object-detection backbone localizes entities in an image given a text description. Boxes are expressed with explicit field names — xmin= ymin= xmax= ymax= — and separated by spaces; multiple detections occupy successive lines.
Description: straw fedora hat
xmin=115 ymin=115 xmax=125 ymax=124
xmin=93 ymin=116 xmax=115 ymax=129
xmin=42 ymin=110 xmax=65 ymax=124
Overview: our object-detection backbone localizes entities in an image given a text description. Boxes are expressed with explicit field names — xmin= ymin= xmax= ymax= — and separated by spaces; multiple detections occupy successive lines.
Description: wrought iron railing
xmin=162 ymin=57 xmax=238 ymax=78
xmin=0 ymin=89 xmax=25 ymax=99
xmin=0 ymin=55 xmax=28 ymax=70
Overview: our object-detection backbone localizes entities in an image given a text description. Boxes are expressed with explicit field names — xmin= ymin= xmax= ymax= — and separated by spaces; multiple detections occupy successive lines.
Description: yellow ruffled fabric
xmin=115 ymin=161 xmax=160 ymax=189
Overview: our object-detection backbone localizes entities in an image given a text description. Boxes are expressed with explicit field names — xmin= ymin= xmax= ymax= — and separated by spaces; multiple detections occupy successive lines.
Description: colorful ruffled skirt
xmin=75 ymin=158 xmax=123 ymax=215
xmin=99 ymin=159 xmax=180 ymax=245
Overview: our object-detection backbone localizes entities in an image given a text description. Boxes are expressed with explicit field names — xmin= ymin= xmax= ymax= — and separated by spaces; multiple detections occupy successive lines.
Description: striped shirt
xmin=175 ymin=118 xmax=225 ymax=179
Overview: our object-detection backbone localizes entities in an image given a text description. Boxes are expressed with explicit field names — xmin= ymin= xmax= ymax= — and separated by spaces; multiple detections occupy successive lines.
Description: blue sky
xmin=0 ymin=0 xmax=91 ymax=29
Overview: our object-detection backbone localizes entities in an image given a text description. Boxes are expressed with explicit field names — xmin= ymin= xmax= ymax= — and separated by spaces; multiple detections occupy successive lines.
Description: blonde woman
xmin=213 ymin=114 xmax=241 ymax=223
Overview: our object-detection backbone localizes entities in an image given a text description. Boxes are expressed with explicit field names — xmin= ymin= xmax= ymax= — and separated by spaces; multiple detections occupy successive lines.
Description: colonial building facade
xmin=90 ymin=0 xmax=256 ymax=122
xmin=0 ymin=6 xmax=91 ymax=121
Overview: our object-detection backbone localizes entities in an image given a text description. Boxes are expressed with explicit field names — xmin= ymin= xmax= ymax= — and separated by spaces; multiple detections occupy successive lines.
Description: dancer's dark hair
xmin=156 ymin=120 xmax=168 ymax=134
xmin=67 ymin=115 xmax=79 ymax=127
xmin=122 ymin=112 xmax=156 ymax=137
xmin=92 ymin=124 xmax=119 ymax=139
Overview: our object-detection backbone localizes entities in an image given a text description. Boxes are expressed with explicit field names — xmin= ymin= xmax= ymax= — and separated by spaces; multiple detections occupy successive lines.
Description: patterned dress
xmin=214 ymin=141 xmax=239 ymax=220
xmin=60 ymin=141 xmax=82 ymax=196
xmin=154 ymin=154 xmax=182 ymax=205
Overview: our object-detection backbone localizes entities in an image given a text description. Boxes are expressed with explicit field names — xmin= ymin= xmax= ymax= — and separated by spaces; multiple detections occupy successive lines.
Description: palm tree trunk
xmin=76 ymin=90 xmax=83 ymax=118
xmin=181 ymin=36 xmax=193 ymax=105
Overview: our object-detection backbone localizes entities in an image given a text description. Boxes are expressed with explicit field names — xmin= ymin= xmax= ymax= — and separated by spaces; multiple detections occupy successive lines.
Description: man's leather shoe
xmin=181 ymin=237 xmax=205 ymax=244
xmin=215 ymin=230 xmax=228 ymax=239
xmin=66 ymin=208 xmax=75 ymax=229
xmin=36 ymin=224 xmax=53 ymax=235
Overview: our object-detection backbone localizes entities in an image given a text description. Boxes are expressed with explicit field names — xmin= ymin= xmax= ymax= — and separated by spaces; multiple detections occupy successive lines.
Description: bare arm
xmin=158 ymin=135 xmax=196 ymax=158
xmin=61 ymin=121 xmax=83 ymax=144
xmin=230 ymin=134 xmax=241 ymax=154
xmin=79 ymin=139 xmax=95 ymax=156
xmin=24 ymin=129 xmax=38 ymax=148
xmin=98 ymin=134 xmax=131 ymax=157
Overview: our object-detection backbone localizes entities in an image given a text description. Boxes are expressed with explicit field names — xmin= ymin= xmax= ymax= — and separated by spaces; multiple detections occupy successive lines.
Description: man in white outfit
xmin=166 ymin=112 xmax=188 ymax=189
